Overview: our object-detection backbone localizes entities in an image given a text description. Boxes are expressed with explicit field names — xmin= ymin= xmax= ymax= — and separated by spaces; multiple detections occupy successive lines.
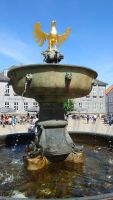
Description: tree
xmin=64 ymin=99 xmax=74 ymax=114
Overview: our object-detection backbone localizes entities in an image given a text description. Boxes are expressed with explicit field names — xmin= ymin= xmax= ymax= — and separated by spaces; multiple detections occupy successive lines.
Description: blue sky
xmin=0 ymin=0 xmax=113 ymax=86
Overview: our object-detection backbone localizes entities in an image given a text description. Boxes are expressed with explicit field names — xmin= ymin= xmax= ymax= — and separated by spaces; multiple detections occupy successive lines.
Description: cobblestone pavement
xmin=0 ymin=118 xmax=113 ymax=135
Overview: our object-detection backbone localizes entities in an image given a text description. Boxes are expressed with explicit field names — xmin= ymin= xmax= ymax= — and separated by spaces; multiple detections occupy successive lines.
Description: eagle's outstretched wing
xmin=57 ymin=28 xmax=71 ymax=47
xmin=33 ymin=22 xmax=49 ymax=46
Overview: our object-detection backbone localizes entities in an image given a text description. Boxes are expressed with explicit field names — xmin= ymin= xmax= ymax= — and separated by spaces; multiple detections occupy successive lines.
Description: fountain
xmin=1 ymin=21 xmax=113 ymax=199
xmin=7 ymin=21 xmax=97 ymax=165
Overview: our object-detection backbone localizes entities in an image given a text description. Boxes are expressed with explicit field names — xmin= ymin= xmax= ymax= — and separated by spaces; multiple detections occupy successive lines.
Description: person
xmin=28 ymin=123 xmax=37 ymax=133
xmin=1 ymin=114 xmax=5 ymax=127
xmin=108 ymin=115 xmax=112 ymax=126
xmin=26 ymin=113 xmax=30 ymax=122
xmin=32 ymin=115 xmax=39 ymax=125
xmin=8 ymin=116 xmax=12 ymax=125
xmin=86 ymin=114 xmax=89 ymax=124
xmin=12 ymin=115 xmax=16 ymax=126
xmin=93 ymin=114 xmax=97 ymax=123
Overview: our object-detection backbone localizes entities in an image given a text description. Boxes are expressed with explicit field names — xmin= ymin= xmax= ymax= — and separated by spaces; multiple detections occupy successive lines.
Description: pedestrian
xmin=86 ymin=114 xmax=89 ymax=124
xmin=12 ymin=115 xmax=16 ymax=126
xmin=1 ymin=115 xmax=5 ymax=127
xmin=108 ymin=115 xmax=112 ymax=126
xmin=93 ymin=114 xmax=97 ymax=123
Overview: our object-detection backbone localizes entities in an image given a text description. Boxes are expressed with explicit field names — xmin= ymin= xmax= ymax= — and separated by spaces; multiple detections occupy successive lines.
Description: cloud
xmin=0 ymin=31 xmax=41 ymax=64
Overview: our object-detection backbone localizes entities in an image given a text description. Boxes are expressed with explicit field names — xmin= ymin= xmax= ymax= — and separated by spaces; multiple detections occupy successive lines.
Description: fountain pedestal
xmin=38 ymin=102 xmax=72 ymax=162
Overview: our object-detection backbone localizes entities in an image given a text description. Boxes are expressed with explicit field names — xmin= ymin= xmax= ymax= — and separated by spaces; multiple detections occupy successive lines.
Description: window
xmin=24 ymin=102 xmax=28 ymax=110
xmin=99 ymin=89 xmax=104 ymax=98
xmin=92 ymin=87 xmax=97 ymax=97
xmin=87 ymin=103 xmax=90 ymax=108
xmin=33 ymin=102 xmax=38 ymax=107
xmin=5 ymin=84 xmax=10 ymax=96
xmin=109 ymin=97 xmax=112 ymax=103
xmin=100 ymin=103 xmax=103 ymax=109
xmin=94 ymin=103 xmax=97 ymax=110
xmin=79 ymin=103 xmax=82 ymax=107
xmin=5 ymin=102 xmax=9 ymax=108
xmin=85 ymin=102 xmax=90 ymax=108
xmin=14 ymin=102 xmax=18 ymax=110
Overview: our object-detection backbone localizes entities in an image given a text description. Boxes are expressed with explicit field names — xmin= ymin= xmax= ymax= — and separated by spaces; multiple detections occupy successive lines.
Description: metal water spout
xmin=22 ymin=73 xmax=32 ymax=97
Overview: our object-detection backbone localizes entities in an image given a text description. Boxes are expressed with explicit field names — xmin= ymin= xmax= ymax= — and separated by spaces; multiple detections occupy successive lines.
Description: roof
xmin=0 ymin=72 xmax=9 ymax=82
xmin=96 ymin=79 xmax=108 ymax=86
xmin=105 ymin=85 xmax=113 ymax=94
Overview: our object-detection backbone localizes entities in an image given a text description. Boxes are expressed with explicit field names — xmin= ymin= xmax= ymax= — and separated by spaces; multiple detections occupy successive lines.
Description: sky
xmin=0 ymin=0 xmax=113 ymax=86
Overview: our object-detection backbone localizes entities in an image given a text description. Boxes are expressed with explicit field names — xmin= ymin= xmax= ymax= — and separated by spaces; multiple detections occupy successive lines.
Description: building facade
xmin=105 ymin=85 xmax=113 ymax=114
xmin=74 ymin=80 xmax=108 ymax=114
xmin=0 ymin=70 xmax=38 ymax=114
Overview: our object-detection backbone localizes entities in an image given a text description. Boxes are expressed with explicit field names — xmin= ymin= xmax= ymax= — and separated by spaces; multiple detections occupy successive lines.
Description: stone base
xmin=25 ymin=152 xmax=84 ymax=171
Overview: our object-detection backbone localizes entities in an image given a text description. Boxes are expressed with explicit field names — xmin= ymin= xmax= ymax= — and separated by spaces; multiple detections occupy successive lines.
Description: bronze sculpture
xmin=33 ymin=20 xmax=71 ymax=50
xmin=33 ymin=21 xmax=71 ymax=63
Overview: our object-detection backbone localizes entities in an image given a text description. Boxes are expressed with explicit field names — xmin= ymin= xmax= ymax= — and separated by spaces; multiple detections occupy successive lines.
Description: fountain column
xmin=36 ymin=101 xmax=72 ymax=162
xmin=39 ymin=102 xmax=64 ymax=121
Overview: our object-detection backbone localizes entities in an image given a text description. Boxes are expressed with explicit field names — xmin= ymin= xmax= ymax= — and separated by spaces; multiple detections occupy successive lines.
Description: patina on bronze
xmin=8 ymin=21 xmax=97 ymax=163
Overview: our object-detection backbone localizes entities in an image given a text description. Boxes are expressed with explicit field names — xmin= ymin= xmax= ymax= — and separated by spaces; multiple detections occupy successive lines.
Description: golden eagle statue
xmin=33 ymin=21 xmax=71 ymax=51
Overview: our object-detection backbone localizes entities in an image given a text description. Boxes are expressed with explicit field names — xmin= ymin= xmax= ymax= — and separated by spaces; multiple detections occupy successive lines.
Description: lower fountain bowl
xmin=1 ymin=131 xmax=113 ymax=200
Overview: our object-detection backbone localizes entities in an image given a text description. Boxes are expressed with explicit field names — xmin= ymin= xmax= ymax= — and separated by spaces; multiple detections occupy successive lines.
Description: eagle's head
xmin=52 ymin=20 xmax=56 ymax=26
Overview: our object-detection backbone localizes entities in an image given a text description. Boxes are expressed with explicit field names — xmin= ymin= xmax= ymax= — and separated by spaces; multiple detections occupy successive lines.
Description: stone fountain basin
xmin=1 ymin=131 xmax=113 ymax=200
xmin=8 ymin=64 xmax=97 ymax=101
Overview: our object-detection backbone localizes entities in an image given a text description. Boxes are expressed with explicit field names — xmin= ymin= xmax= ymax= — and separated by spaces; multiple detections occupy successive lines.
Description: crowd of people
xmin=69 ymin=113 xmax=113 ymax=127
xmin=1 ymin=112 xmax=112 ymax=131
xmin=86 ymin=114 xmax=97 ymax=124
xmin=0 ymin=113 xmax=39 ymax=128
xmin=104 ymin=114 xmax=113 ymax=126
xmin=71 ymin=113 xmax=97 ymax=123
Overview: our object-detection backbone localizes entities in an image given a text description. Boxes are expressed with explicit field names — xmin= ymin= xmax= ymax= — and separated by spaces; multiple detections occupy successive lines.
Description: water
xmin=1 ymin=144 xmax=113 ymax=198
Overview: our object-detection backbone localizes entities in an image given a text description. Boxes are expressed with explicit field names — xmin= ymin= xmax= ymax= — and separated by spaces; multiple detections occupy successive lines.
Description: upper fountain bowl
xmin=8 ymin=64 xmax=97 ymax=102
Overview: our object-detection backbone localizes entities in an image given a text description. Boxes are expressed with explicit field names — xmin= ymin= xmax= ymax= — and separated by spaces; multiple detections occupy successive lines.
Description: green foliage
xmin=64 ymin=99 xmax=74 ymax=114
